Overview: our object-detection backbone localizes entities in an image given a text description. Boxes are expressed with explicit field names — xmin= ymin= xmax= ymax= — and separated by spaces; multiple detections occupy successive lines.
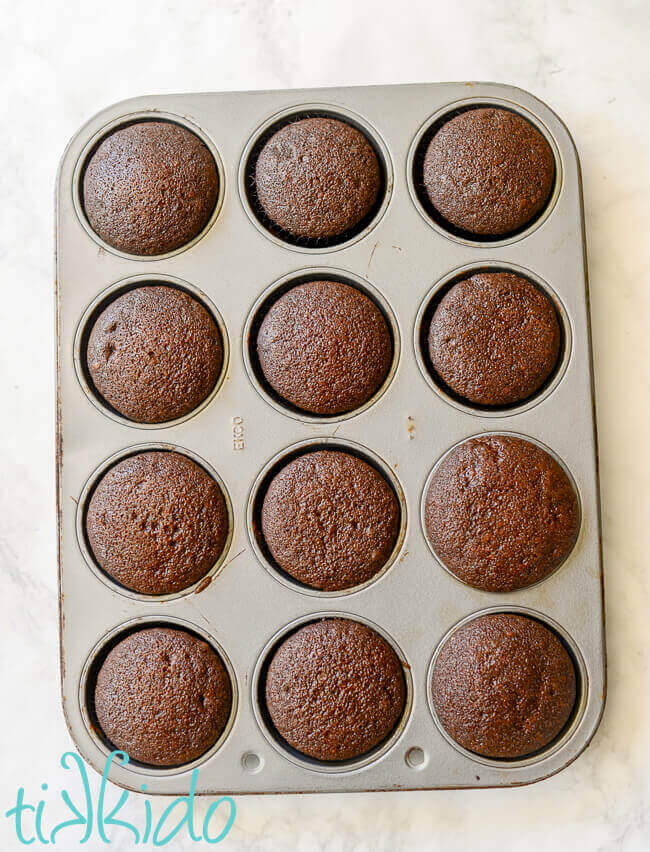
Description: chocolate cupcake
xmin=427 ymin=272 xmax=561 ymax=406
xmin=422 ymin=107 xmax=555 ymax=236
xmin=86 ymin=286 xmax=223 ymax=424
xmin=265 ymin=619 xmax=406 ymax=761
xmin=256 ymin=280 xmax=392 ymax=415
xmin=254 ymin=117 xmax=381 ymax=240
xmin=261 ymin=450 xmax=399 ymax=591
xmin=83 ymin=121 xmax=218 ymax=255
xmin=86 ymin=451 xmax=229 ymax=595
xmin=424 ymin=435 xmax=579 ymax=592
xmin=432 ymin=613 xmax=576 ymax=759
xmin=94 ymin=627 xmax=232 ymax=766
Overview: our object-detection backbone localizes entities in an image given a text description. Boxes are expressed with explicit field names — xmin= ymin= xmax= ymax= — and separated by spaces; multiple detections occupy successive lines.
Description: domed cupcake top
xmin=256 ymin=280 xmax=392 ymax=416
xmin=265 ymin=619 xmax=406 ymax=761
xmin=254 ymin=117 xmax=381 ymax=240
xmin=424 ymin=435 xmax=579 ymax=592
xmin=432 ymin=613 xmax=576 ymax=759
xmin=83 ymin=121 xmax=218 ymax=255
xmin=422 ymin=107 xmax=554 ymax=236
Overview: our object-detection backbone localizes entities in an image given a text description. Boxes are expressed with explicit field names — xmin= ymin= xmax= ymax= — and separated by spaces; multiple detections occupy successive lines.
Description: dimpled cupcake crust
xmin=85 ymin=451 xmax=229 ymax=595
xmin=256 ymin=280 xmax=392 ymax=415
xmin=422 ymin=107 xmax=555 ymax=236
xmin=264 ymin=619 xmax=406 ymax=761
xmin=427 ymin=272 xmax=561 ymax=406
xmin=83 ymin=121 xmax=218 ymax=255
xmin=86 ymin=286 xmax=223 ymax=424
xmin=94 ymin=628 xmax=232 ymax=766
xmin=432 ymin=613 xmax=577 ymax=759
xmin=254 ymin=117 xmax=381 ymax=240
xmin=424 ymin=435 xmax=579 ymax=592
xmin=261 ymin=450 xmax=400 ymax=591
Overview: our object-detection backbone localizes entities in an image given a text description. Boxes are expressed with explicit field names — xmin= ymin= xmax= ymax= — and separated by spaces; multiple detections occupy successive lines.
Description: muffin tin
xmin=56 ymin=82 xmax=605 ymax=793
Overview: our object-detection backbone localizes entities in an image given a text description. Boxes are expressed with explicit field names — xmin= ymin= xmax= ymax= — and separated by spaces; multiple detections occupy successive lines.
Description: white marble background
xmin=1 ymin=0 xmax=649 ymax=849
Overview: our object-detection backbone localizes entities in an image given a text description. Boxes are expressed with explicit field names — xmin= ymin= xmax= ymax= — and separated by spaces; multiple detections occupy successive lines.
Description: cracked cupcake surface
xmin=422 ymin=107 xmax=555 ymax=236
xmin=264 ymin=619 xmax=406 ymax=761
xmin=427 ymin=271 xmax=561 ymax=406
xmin=86 ymin=286 xmax=223 ymax=424
xmin=432 ymin=613 xmax=576 ymax=759
xmin=254 ymin=117 xmax=381 ymax=240
xmin=83 ymin=121 xmax=218 ymax=255
xmin=424 ymin=435 xmax=579 ymax=592
xmin=261 ymin=450 xmax=399 ymax=591
xmin=86 ymin=451 xmax=228 ymax=595
xmin=256 ymin=280 xmax=392 ymax=415
xmin=94 ymin=628 xmax=232 ymax=766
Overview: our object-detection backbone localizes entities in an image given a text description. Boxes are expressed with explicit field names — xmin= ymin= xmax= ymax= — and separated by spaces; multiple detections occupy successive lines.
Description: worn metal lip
xmin=71 ymin=110 xmax=226 ymax=261
xmin=250 ymin=611 xmax=414 ymax=774
xmin=406 ymin=96 xmax=564 ymax=248
xmin=237 ymin=101 xmax=394 ymax=254
xmin=246 ymin=436 xmax=407 ymax=598
xmin=419 ymin=430 xmax=583 ymax=594
xmin=78 ymin=614 xmax=239 ymax=778
xmin=75 ymin=442 xmax=234 ymax=603
xmin=413 ymin=260 xmax=573 ymax=418
xmin=242 ymin=266 xmax=401 ymax=425
xmin=426 ymin=605 xmax=589 ymax=769
xmin=72 ymin=273 xmax=230 ymax=430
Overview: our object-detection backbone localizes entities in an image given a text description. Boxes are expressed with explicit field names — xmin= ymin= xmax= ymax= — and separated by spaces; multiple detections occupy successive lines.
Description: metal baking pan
xmin=55 ymin=81 xmax=605 ymax=794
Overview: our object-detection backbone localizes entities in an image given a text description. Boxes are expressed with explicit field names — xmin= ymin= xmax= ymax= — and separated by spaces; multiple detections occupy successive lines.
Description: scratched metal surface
xmin=55 ymin=82 xmax=605 ymax=794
